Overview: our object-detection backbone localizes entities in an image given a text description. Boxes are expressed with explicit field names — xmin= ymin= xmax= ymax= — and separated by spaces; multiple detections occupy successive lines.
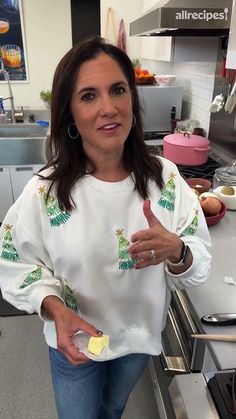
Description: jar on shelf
xmin=212 ymin=160 xmax=236 ymax=210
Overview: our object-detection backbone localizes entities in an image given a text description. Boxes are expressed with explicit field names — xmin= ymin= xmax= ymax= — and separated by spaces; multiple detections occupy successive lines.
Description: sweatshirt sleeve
xmin=0 ymin=177 xmax=65 ymax=318
xmin=163 ymin=162 xmax=212 ymax=290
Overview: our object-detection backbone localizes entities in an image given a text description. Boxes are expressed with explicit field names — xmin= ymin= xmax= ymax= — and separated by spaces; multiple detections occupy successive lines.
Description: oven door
xmin=169 ymin=373 xmax=219 ymax=418
xmin=148 ymin=290 xmax=206 ymax=419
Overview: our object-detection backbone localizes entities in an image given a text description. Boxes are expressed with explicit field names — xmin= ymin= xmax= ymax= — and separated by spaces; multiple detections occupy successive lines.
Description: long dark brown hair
xmin=39 ymin=36 xmax=163 ymax=210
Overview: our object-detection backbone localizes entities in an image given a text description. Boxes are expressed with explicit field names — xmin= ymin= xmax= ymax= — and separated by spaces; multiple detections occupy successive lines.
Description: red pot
xmin=163 ymin=132 xmax=210 ymax=166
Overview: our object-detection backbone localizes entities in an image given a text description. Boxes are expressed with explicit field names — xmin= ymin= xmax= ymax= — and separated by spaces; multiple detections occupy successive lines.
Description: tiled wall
xmin=142 ymin=59 xmax=217 ymax=136
xmin=172 ymin=61 xmax=217 ymax=136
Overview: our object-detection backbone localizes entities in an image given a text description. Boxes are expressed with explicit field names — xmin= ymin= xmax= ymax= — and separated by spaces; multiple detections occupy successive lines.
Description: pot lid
xmin=164 ymin=132 xmax=210 ymax=148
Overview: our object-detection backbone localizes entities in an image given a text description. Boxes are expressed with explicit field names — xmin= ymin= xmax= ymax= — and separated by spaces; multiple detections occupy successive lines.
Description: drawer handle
xmin=15 ymin=167 xmax=33 ymax=171
xmin=160 ymin=352 xmax=189 ymax=376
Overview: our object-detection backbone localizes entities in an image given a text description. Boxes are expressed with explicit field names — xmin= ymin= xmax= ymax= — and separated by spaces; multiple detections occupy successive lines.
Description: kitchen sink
xmin=0 ymin=123 xmax=49 ymax=165
xmin=0 ymin=123 xmax=48 ymax=138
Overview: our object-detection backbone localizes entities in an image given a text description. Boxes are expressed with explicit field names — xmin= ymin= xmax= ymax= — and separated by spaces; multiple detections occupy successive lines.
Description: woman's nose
xmin=99 ymin=95 xmax=117 ymax=116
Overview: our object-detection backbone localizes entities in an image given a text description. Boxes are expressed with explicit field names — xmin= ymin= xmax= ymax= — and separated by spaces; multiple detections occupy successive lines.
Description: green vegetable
xmin=132 ymin=58 xmax=141 ymax=68
xmin=40 ymin=89 xmax=52 ymax=104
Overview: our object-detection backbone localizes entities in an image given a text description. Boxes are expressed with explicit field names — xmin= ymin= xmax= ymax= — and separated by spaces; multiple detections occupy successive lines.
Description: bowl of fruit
xmin=198 ymin=192 xmax=227 ymax=226
xmin=133 ymin=64 xmax=156 ymax=85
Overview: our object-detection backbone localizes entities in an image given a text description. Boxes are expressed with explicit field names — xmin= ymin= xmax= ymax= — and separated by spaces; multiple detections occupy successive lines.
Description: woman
xmin=0 ymin=37 xmax=211 ymax=419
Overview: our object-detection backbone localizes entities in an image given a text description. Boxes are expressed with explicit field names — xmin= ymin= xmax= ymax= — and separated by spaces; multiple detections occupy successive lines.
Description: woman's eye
xmin=81 ymin=92 xmax=95 ymax=102
xmin=113 ymin=86 xmax=126 ymax=95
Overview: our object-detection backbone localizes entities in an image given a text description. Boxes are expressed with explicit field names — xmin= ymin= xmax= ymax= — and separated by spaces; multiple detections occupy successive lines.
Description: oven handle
xmin=160 ymin=306 xmax=190 ymax=376
xmin=175 ymin=291 xmax=206 ymax=371
xmin=161 ymin=292 xmax=206 ymax=374
xmin=160 ymin=352 xmax=189 ymax=376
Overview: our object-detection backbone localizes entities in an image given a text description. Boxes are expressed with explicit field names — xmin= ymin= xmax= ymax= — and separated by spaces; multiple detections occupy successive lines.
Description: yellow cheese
xmin=88 ymin=335 xmax=109 ymax=356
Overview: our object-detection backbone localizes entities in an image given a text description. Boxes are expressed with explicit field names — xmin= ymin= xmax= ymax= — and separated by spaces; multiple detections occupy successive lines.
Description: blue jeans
xmin=49 ymin=347 xmax=149 ymax=419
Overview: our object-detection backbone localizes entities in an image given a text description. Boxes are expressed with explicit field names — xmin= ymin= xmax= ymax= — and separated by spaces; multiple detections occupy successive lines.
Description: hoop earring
xmin=132 ymin=115 xmax=136 ymax=127
xmin=68 ymin=123 xmax=79 ymax=139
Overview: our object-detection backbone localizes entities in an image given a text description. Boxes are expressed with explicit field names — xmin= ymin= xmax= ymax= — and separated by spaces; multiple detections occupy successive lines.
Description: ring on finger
xmin=149 ymin=249 xmax=156 ymax=260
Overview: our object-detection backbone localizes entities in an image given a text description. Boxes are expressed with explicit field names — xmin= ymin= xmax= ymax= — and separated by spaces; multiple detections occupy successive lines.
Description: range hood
xmin=130 ymin=0 xmax=232 ymax=37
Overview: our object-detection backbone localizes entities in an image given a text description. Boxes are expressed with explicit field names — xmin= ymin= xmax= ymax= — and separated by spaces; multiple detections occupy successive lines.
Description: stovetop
xmin=207 ymin=371 xmax=236 ymax=418
xmin=148 ymin=145 xmax=223 ymax=182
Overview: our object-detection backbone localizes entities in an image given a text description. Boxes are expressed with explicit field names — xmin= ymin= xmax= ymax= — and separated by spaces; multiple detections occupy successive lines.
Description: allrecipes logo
xmin=176 ymin=8 xmax=229 ymax=21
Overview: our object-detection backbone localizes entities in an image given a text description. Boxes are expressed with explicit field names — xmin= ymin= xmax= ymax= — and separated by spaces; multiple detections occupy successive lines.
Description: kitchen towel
xmin=117 ymin=19 xmax=127 ymax=53
xmin=104 ymin=7 xmax=116 ymax=44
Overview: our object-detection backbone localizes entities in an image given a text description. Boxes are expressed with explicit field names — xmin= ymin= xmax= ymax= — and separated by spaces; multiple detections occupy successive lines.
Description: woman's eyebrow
xmin=111 ymin=81 xmax=129 ymax=88
xmin=77 ymin=81 xmax=129 ymax=95
xmin=77 ymin=86 xmax=96 ymax=95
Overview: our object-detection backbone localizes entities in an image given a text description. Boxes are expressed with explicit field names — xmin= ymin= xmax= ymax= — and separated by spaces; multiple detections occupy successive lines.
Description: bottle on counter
xmin=170 ymin=106 xmax=180 ymax=133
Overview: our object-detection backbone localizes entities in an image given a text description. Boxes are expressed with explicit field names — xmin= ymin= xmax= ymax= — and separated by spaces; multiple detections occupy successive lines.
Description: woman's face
xmin=70 ymin=53 xmax=133 ymax=161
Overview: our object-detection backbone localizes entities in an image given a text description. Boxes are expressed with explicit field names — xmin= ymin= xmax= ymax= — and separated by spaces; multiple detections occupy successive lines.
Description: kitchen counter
xmin=186 ymin=210 xmax=236 ymax=370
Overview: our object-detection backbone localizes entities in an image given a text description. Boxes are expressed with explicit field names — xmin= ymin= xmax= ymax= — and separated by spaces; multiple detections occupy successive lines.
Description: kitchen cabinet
xmin=0 ymin=164 xmax=43 ymax=222
xmin=226 ymin=0 xmax=236 ymax=69
xmin=141 ymin=37 xmax=172 ymax=62
xmin=141 ymin=0 xmax=172 ymax=61
xmin=0 ymin=167 xmax=14 ymax=222
xmin=9 ymin=164 xmax=42 ymax=201
xmin=141 ymin=35 xmax=219 ymax=63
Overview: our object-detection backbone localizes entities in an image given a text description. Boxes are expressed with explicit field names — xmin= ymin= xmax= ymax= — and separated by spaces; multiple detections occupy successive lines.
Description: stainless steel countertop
xmin=186 ymin=210 xmax=236 ymax=370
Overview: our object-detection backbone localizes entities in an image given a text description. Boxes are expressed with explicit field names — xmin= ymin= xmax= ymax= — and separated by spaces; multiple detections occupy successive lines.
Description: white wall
xmin=172 ymin=61 xmax=216 ymax=135
xmin=100 ymin=0 xmax=142 ymax=60
xmin=0 ymin=0 xmax=72 ymax=110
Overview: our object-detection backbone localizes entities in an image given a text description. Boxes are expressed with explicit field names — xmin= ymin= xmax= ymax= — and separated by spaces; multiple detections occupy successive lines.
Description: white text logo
xmin=176 ymin=8 xmax=229 ymax=21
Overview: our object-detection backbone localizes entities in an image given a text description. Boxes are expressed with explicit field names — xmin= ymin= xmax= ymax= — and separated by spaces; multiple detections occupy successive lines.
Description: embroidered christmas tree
xmin=116 ymin=229 xmax=136 ymax=270
xmin=19 ymin=266 xmax=42 ymax=289
xmin=158 ymin=172 xmax=176 ymax=211
xmin=38 ymin=185 xmax=71 ymax=227
xmin=0 ymin=224 xmax=19 ymax=262
xmin=181 ymin=209 xmax=199 ymax=236
xmin=62 ymin=281 xmax=79 ymax=312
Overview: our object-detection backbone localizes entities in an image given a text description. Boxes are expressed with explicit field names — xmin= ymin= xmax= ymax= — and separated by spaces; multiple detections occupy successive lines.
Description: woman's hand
xmin=129 ymin=200 xmax=183 ymax=269
xmin=42 ymin=296 xmax=101 ymax=366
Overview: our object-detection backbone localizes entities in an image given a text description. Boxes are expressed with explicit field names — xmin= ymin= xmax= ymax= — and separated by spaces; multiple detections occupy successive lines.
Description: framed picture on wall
xmin=0 ymin=0 xmax=28 ymax=82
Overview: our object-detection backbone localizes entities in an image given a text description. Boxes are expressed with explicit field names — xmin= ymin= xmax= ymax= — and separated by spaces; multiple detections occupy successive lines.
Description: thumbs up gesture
xmin=129 ymin=200 xmax=183 ymax=269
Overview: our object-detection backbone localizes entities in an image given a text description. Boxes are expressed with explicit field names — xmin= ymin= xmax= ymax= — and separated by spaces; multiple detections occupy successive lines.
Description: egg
xmin=213 ymin=186 xmax=236 ymax=210
xmin=221 ymin=185 xmax=235 ymax=195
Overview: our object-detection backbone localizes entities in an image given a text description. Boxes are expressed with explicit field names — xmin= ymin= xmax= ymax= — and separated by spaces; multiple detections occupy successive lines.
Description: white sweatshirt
xmin=0 ymin=157 xmax=211 ymax=360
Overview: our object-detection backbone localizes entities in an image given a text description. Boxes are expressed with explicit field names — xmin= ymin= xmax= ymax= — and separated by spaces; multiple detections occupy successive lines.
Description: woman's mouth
xmin=98 ymin=123 xmax=120 ymax=132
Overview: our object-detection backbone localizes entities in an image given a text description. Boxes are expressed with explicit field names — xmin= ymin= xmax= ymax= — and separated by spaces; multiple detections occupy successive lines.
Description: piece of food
xmin=200 ymin=196 xmax=221 ymax=216
xmin=221 ymin=185 xmax=235 ymax=195
xmin=199 ymin=192 xmax=218 ymax=200
xmin=88 ymin=335 xmax=109 ymax=356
